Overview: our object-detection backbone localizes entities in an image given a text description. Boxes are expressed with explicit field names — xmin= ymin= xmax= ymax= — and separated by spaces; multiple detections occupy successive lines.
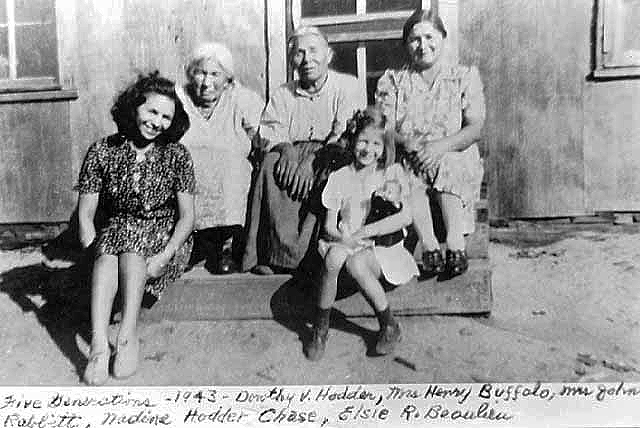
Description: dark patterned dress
xmin=77 ymin=134 xmax=196 ymax=298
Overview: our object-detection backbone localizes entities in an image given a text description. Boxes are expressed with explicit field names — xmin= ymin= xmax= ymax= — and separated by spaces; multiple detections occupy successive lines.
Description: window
xmin=292 ymin=0 xmax=431 ymax=104
xmin=0 ymin=0 xmax=59 ymax=91
xmin=595 ymin=0 xmax=640 ymax=77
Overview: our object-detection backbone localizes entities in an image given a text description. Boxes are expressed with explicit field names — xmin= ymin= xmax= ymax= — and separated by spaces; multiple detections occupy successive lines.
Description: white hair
xmin=186 ymin=42 xmax=235 ymax=80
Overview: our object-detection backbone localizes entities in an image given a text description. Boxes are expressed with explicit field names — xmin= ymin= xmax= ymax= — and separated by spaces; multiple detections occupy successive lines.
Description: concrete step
xmin=141 ymin=259 xmax=492 ymax=322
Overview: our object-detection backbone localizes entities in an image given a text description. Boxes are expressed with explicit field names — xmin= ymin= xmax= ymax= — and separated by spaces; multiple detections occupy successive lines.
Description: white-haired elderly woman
xmin=176 ymin=42 xmax=264 ymax=274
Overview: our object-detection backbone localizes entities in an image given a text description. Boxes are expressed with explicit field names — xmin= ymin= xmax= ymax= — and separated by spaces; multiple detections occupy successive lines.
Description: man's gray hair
xmin=287 ymin=26 xmax=329 ymax=54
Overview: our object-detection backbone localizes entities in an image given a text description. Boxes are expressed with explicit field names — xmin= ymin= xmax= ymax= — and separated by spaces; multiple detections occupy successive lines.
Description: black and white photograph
xmin=0 ymin=0 xmax=639 ymax=403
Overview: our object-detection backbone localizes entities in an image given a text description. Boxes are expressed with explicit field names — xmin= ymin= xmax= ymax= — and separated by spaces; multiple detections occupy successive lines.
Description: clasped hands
xmin=395 ymin=132 xmax=448 ymax=172
xmin=274 ymin=142 xmax=320 ymax=201
xmin=335 ymin=223 xmax=372 ymax=250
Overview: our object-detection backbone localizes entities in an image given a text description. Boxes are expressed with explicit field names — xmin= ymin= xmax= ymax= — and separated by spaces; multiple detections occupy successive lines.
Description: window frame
xmin=0 ymin=0 xmax=63 ymax=93
xmin=290 ymin=0 xmax=434 ymax=102
xmin=595 ymin=0 xmax=640 ymax=78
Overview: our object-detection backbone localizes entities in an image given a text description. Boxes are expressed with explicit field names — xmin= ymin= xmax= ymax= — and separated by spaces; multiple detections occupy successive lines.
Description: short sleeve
xmin=321 ymin=167 xmax=347 ymax=211
xmin=374 ymin=69 xmax=398 ymax=127
xmin=76 ymin=140 xmax=104 ymax=194
xmin=259 ymin=87 xmax=291 ymax=152
xmin=461 ymin=66 xmax=486 ymax=121
xmin=173 ymin=144 xmax=196 ymax=194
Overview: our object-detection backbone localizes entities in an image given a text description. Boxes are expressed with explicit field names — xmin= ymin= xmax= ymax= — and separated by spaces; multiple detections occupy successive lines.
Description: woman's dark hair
xmin=341 ymin=106 xmax=395 ymax=169
xmin=111 ymin=70 xmax=190 ymax=145
xmin=402 ymin=8 xmax=447 ymax=45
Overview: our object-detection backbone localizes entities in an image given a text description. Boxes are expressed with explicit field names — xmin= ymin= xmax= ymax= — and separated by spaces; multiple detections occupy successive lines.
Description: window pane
xmin=0 ymin=27 xmax=8 ymax=78
xmin=301 ymin=0 xmax=356 ymax=17
xmin=622 ymin=0 xmax=640 ymax=53
xmin=0 ymin=2 xmax=6 ymax=25
xmin=16 ymin=23 xmax=58 ymax=78
xmin=366 ymin=39 xmax=406 ymax=72
xmin=15 ymin=0 xmax=55 ymax=23
xmin=367 ymin=0 xmax=421 ymax=13
xmin=330 ymin=42 xmax=357 ymax=77
xmin=366 ymin=76 xmax=379 ymax=105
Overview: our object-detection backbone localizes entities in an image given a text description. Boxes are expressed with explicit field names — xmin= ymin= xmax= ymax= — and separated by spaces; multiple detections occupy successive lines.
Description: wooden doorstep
xmin=140 ymin=259 xmax=492 ymax=323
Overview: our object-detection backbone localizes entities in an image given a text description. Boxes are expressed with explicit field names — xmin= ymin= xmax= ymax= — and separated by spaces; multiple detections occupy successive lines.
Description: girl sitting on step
xmin=306 ymin=108 xmax=419 ymax=361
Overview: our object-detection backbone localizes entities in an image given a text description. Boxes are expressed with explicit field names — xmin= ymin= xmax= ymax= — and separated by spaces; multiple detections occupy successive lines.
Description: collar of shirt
xmin=294 ymin=72 xmax=331 ymax=99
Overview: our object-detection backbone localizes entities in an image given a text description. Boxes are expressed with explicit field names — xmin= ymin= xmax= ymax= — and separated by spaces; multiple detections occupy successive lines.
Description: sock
xmin=315 ymin=307 xmax=331 ymax=330
xmin=375 ymin=306 xmax=397 ymax=330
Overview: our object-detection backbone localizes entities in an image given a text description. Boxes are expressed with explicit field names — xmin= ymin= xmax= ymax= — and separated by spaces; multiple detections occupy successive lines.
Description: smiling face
xmin=406 ymin=21 xmax=445 ymax=70
xmin=290 ymin=33 xmax=332 ymax=86
xmin=135 ymin=92 xmax=175 ymax=141
xmin=353 ymin=126 xmax=385 ymax=169
xmin=190 ymin=58 xmax=231 ymax=106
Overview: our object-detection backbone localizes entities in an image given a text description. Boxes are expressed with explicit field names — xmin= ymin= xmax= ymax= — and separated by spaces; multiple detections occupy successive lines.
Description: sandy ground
xmin=0 ymin=222 xmax=639 ymax=386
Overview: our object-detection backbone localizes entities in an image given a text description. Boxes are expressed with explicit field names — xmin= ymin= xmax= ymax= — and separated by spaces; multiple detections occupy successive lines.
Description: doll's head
xmin=380 ymin=179 xmax=402 ymax=204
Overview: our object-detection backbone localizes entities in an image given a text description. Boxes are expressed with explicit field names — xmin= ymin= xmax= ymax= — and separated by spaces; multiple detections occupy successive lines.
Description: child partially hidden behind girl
xmin=307 ymin=108 xmax=419 ymax=361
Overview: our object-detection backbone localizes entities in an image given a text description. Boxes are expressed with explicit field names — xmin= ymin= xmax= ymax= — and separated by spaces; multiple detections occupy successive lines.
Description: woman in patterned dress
xmin=177 ymin=42 xmax=263 ymax=274
xmin=77 ymin=72 xmax=195 ymax=385
xmin=375 ymin=8 xmax=486 ymax=278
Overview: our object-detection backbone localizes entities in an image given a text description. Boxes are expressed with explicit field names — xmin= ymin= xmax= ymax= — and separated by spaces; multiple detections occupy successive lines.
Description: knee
xmin=345 ymin=252 xmax=370 ymax=278
xmin=324 ymin=250 xmax=346 ymax=274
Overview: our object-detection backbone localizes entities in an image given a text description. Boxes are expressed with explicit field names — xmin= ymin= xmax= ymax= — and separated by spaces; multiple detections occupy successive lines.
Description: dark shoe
xmin=446 ymin=249 xmax=468 ymax=278
xmin=251 ymin=265 xmax=274 ymax=275
xmin=422 ymin=249 xmax=445 ymax=276
xmin=305 ymin=326 xmax=329 ymax=361
xmin=217 ymin=252 xmax=237 ymax=275
xmin=305 ymin=308 xmax=331 ymax=361
xmin=376 ymin=321 xmax=402 ymax=355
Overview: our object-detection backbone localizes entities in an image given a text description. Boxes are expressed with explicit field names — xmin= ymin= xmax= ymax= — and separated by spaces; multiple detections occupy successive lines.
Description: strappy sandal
xmin=113 ymin=337 xmax=139 ymax=379
xmin=83 ymin=349 xmax=110 ymax=386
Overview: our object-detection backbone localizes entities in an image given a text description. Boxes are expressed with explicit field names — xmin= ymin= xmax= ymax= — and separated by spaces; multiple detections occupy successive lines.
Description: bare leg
xmin=438 ymin=192 xmax=466 ymax=251
xmin=344 ymin=249 xmax=387 ymax=311
xmin=305 ymin=246 xmax=351 ymax=361
xmin=113 ymin=252 xmax=146 ymax=378
xmin=410 ymin=185 xmax=440 ymax=251
xmin=345 ymin=249 xmax=401 ymax=354
xmin=117 ymin=253 xmax=147 ymax=341
xmin=318 ymin=246 xmax=350 ymax=309
xmin=90 ymin=254 xmax=118 ymax=349
xmin=85 ymin=254 xmax=118 ymax=385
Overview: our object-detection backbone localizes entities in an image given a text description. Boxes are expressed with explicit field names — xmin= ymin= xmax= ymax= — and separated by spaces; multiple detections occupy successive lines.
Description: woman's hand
xmin=274 ymin=143 xmax=297 ymax=189
xmin=146 ymin=251 xmax=172 ymax=279
xmin=289 ymin=155 xmax=315 ymax=200
xmin=415 ymin=139 xmax=449 ymax=172
xmin=79 ymin=228 xmax=96 ymax=249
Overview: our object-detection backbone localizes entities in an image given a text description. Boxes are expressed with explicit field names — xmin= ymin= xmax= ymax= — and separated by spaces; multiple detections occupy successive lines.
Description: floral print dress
xmin=376 ymin=64 xmax=485 ymax=234
xmin=76 ymin=134 xmax=196 ymax=298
